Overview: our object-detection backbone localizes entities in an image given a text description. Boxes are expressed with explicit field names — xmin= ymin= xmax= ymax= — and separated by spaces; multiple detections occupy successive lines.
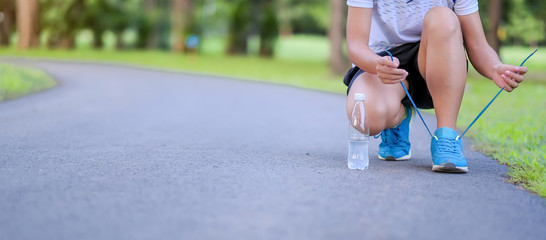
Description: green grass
xmin=275 ymin=35 xmax=331 ymax=62
xmin=461 ymin=47 xmax=545 ymax=196
xmin=0 ymin=36 xmax=545 ymax=197
xmin=0 ymin=64 xmax=56 ymax=101
xmin=458 ymin=78 xmax=546 ymax=196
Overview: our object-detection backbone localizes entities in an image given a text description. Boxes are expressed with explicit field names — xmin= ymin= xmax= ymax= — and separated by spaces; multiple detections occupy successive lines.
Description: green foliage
xmin=459 ymin=63 xmax=546 ymax=197
xmin=259 ymin=1 xmax=280 ymax=57
xmin=40 ymin=0 xmax=85 ymax=47
xmin=480 ymin=0 xmax=546 ymax=46
xmin=504 ymin=0 xmax=545 ymax=45
xmin=0 ymin=64 xmax=56 ymax=101
xmin=38 ymin=0 xmax=166 ymax=49
xmin=288 ymin=0 xmax=329 ymax=35
xmin=226 ymin=0 xmax=251 ymax=55
xmin=526 ymin=0 xmax=546 ymax=23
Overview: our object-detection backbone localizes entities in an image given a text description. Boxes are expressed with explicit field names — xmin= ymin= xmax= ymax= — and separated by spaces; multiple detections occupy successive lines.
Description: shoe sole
xmin=432 ymin=163 xmax=468 ymax=173
xmin=378 ymin=152 xmax=411 ymax=161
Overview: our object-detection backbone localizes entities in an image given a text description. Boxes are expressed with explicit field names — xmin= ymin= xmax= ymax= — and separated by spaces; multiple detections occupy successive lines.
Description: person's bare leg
xmin=419 ymin=7 xmax=469 ymax=173
xmin=346 ymin=72 xmax=408 ymax=135
xmin=418 ymin=7 xmax=467 ymax=130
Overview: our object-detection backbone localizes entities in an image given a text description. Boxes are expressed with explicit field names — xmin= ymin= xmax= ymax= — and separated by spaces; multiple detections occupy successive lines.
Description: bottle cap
xmin=354 ymin=93 xmax=366 ymax=101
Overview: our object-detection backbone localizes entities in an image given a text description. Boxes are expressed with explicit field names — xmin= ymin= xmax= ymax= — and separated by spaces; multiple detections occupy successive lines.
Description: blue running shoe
xmin=378 ymin=106 xmax=413 ymax=161
xmin=431 ymin=127 xmax=468 ymax=173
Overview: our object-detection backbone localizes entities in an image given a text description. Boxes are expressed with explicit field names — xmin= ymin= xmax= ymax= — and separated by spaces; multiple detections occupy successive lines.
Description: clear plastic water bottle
xmin=348 ymin=93 xmax=370 ymax=170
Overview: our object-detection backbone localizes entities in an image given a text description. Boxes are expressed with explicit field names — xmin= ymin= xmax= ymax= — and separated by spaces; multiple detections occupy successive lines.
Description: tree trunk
xmin=0 ymin=0 xmax=15 ymax=46
xmin=172 ymin=0 xmax=191 ymax=52
xmin=328 ymin=0 xmax=348 ymax=75
xmin=115 ymin=31 xmax=124 ymax=50
xmin=258 ymin=0 xmax=278 ymax=57
xmin=60 ymin=33 xmax=75 ymax=49
xmin=277 ymin=0 xmax=292 ymax=36
xmin=16 ymin=0 xmax=40 ymax=49
xmin=227 ymin=1 xmax=250 ymax=55
xmin=487 ymin=0 xmax=501 ymax=53
xmin=92 ymin=28 xmax=104 ymax=49
xmin=144 ymin=0 xmax=159 ymax=49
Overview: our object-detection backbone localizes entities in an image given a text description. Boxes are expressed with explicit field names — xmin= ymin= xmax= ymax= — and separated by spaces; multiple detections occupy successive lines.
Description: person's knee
xmin=366 ymin=100 xmax=401 ymax=135
xmin=367 ymin=105 xmax=387 ymax=135
xmin=346 ymin=74 xmax=405 ymax=135
xmin=347 ymin=99 xmax=386 ymax=135
xmin=423 ymin=7 xmax=461 ymax=38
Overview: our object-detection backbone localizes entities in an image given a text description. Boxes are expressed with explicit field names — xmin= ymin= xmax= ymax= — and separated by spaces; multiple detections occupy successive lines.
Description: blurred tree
xmin=504 ymin=0 xmax=545 ymax=47
xmin=258 ymin=0 xmax=279 ymax=57
xmin=59 ymin=0 xmax=85 ymax=48
xmin=0 ymin=0 xmax=15 ymax=46
xmin=480 ymin=0 xmax=546 ymax=48
xmin=487 ymin=0 xmax=501 ymax=53
xmin=142 ymin=0 xmax=162 ymax=49
xmin=117 ymin=0 xmax=160 ymax=50
xmin=82 ymin=0 xmax=115 ymax=49
xmin=328 ymin=0 xmax=347 ymax=74
xmin=288 ymin=0 xmax=329 ymax=35
xmin=227 ymin=0 xmax=250 ymax=55
xmin=16 ymin=0 xmax=40 ymax=49
xmin=40 ymin=0 xmax=86 ymax=49
xmin=133 ymin=11 xmax=153 ymax=49
xmin=156 ymin=10 xmax=171 ymax=50
xmin=525 ymin=0 xmax=546 ymax=44
xmin=171 ymin=0 xmax=191 ymax=52
xmin=147 ymin=0 xmax=172 ymax=50
xmin=277 ymin=0 xmax=292 ymax=36
xmin=109 ymin=0 xmax=131 ymax=50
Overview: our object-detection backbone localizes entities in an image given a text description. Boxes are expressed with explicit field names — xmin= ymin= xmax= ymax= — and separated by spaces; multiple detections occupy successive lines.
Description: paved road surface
xmin=1 ymin=59 xmax=545 ymax=240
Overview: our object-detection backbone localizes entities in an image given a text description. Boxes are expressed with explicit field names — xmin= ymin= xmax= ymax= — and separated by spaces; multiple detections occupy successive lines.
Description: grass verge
xmin=0 ymin=63 xmax=57 ymax=102
xmin=458 ymin=78 xmax=546 ymax=196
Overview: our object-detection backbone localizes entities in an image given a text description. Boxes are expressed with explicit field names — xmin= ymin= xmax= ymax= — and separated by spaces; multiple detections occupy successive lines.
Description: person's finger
xmin=504 ymin=65 xmax=529 ymax=76
xmin=392 ymin=57 xmax=401 ymax=67
xmin=377 ymin=71 xmax=408 ymax=83
xmin=377 ymin=72 xmax=404 ymax=81
xmin=380 ymin=67 xmax=407 ymax=76
xmin=518 ymin=66 xmax=528 ymax=75
xmin=502 ymin=74 xmax=519 ymax=89
xmin=376 ymin=67 xmax=408 ymax=80
xmin=503 ymin=83 xmax=514 ymax=92
xmin=505 ymin=70 xmax=524 ymax=83
xmin=377 ymin=72 xmax=405 ymax=84
xmin=380 ymin=79 xmax=403 ymax=85
xmin=378 ymin=56 xmax=400 ymax=68
xmin=377 ymin=57 xmax=392 ymax=67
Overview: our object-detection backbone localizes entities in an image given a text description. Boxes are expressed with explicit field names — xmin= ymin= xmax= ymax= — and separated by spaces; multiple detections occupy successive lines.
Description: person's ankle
xmin=436 ymin=125 xmax=457 ymax=131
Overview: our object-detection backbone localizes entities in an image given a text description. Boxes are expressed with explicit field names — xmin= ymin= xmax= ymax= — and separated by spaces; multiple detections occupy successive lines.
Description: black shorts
xmin=343 ymin=42 xmax=434 ymax=109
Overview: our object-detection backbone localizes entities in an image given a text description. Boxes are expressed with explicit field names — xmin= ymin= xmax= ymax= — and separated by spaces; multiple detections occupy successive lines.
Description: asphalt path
xmin=1 ymin=59 xmax=545 ymax=240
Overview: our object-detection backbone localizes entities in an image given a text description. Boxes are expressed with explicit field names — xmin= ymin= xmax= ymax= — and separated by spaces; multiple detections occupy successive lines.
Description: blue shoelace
xmin=385 ymin=49 xmax=537 ymax=139
xmin=380 ymin=126 xmax=407 ymax=147
xmin=435 ymin=138 xmax=460 ymax=154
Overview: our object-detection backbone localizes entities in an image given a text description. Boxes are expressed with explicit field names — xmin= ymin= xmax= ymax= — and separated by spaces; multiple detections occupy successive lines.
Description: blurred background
xmin=0 ymin=0 xmax=545 ymax=76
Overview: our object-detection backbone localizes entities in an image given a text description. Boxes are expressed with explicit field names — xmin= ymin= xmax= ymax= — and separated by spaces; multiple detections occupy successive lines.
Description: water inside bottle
xmin=348 ymin=140 xmax=369 ymax=170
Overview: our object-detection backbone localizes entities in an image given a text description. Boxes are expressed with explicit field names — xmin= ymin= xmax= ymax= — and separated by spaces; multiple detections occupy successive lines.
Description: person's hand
xmin=376 ymin=56 xmax=408 ymax=84
xmin=492 ymin=64 xmax=528 ymax=92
